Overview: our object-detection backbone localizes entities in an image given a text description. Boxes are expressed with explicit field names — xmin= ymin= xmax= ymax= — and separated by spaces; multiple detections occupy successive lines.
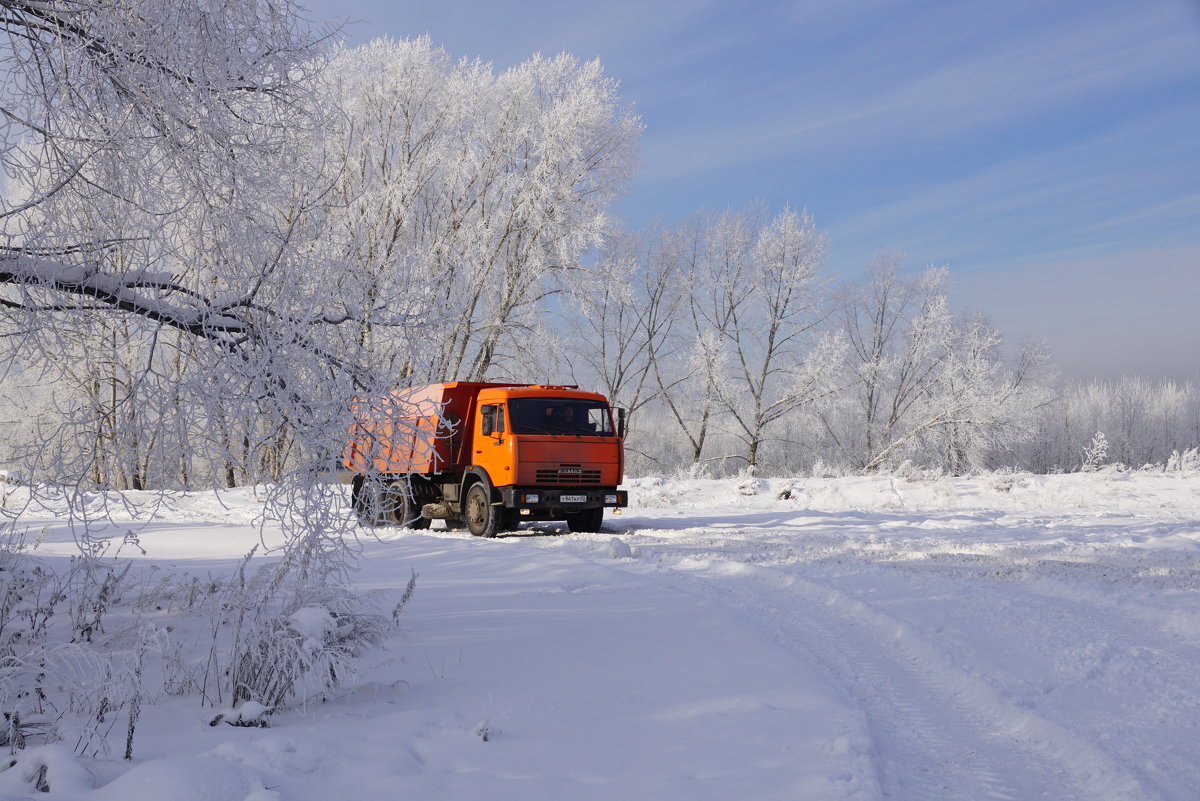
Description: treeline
xmin=551 ymin=219 xmax=1198 ymax=477
xmin=1021 ymin=377 xmax=1200 ymax=474
xmin=2 ymin=35 xmax=1196 ymax=489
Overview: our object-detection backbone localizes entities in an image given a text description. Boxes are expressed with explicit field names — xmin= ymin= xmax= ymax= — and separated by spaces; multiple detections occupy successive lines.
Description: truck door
xmin=475 ymin=402 xmax=517 ymax=488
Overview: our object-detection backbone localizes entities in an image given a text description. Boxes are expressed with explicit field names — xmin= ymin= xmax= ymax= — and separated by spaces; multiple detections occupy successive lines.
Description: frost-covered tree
xmin=716 ymin=207 xmax=839 ymax=468
xmin=0 ymin=0 xmax=426 ymax=753
xmin=0 ymin=0 xmax=366 ymax=497
xmin=653 ymin=209 xmax=759 ymax=468
xmin=817 ymin=259 xmax=1053 ymax=474
xmin=617 ymin=206 xmax=839 ymax=473
xmin=564 ymin=223 xmax=687 ymax=436
xmin=818 ymin=259 xmax=953 ymax=471
xmin=315 ymin=38 xmax=641 ymax=383
xmin=1 ymin=0 xmax=333 ymax=342
xmin=926 ymin=312 xmax=1054 ymax=474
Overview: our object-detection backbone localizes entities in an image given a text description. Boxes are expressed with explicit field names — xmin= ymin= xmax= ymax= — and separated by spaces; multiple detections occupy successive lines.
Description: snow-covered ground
xmin=3 ymin=470 xmax=1200 ymax=800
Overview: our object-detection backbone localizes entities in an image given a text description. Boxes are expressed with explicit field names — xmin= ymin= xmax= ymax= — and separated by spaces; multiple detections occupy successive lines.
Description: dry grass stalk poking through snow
xmin=0 ymin=510 xmax=403 ymax=764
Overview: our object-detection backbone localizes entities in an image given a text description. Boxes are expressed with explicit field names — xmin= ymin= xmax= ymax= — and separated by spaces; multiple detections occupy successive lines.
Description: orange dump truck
xmin=342 ymin=382 xmax=628 ymax=536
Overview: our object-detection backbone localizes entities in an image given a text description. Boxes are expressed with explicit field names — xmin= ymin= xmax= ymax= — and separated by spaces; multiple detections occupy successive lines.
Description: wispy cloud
xmin=826 ymin=103 xmax=1200 ymax=271
xmin=639 ymin=1 xmax=1200 ymax=183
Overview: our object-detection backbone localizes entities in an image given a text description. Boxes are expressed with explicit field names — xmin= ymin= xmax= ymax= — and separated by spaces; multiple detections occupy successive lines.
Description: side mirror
xmin=616 ymin=407 xmax=626 ymax=439
xmin=481 ymin=405 xmax=496 ymax=436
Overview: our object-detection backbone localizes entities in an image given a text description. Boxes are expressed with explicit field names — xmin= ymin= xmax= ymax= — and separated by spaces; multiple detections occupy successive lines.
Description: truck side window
xmin=481 ymin=405 xmax=506 ymax=436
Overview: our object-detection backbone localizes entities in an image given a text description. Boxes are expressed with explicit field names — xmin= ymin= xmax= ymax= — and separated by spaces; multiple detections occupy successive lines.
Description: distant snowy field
xmin=3 ymin=470 xmax=1199 ymax=800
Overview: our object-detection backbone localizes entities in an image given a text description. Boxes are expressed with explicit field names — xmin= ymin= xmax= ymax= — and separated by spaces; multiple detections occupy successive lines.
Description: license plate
xmin=559 ymin=494 xmax=587 ymax=503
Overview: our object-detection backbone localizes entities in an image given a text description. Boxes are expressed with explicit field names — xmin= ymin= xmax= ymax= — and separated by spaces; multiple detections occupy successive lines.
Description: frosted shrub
xmin=0 ymin=539 xmax=403 ymax=758
xmin=228 ymin=617 xmax=335 ymax=713
xmin=1080 ymin=431 xmax=1109 ymax=472
xmin=0 ymin=473 xmax=18 ymax=511
xmin=225 ymin=601 xmax=385 ymax=713
xmin=775 ymin=481 xmax=803 ymax=501
xmin=0 ymin=0 xmax=431 ymax=769
xmin=1166 ymin=448 xmax=1200 ymax=473
xmin=625 ymin=477 xmax=673 ymax=508
xmin=0 ymin=548 xmax=165 ymax=759
xmin=215 ymin=564 xmax=395 ymax=715
xmin=808 ymin=460 xmax=843 ymax=479
xmin=669 ymin=462 xmax=713 ymax=482
xmin=735 ymin=467 xmax=763 ymax=496
xmin=990 ymin=470 xmax=1027 ymax=493
xmin=893 ymin=460 xmax=942 ymax=482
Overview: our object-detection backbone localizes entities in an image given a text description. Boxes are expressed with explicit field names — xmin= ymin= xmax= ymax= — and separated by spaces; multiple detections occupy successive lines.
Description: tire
xmin=464 ymin=482 xmax=501 ymax=538
xmin=565 ymin=507 xmax=604 ymax=533
xmin=351 ymin=475 xmax=368 ymax=522
xmin=351 ymin=475 xmax=386 ymax=526
xmin=384 ymin=481 xmax=430 ymax=530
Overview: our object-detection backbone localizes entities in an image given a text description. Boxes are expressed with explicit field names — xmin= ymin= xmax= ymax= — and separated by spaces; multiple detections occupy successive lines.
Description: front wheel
xmin=565 ymin=507 xmax=604 ymax=533
xmin=464 ymin=482 xmax=502 ymax=538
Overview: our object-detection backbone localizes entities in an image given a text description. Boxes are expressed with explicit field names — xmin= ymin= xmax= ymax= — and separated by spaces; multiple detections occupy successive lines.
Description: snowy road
xmin=8 ymin=472 xmax=1200 ymax=800
xmin=461 ymin=474 xmax=1200 ymax=801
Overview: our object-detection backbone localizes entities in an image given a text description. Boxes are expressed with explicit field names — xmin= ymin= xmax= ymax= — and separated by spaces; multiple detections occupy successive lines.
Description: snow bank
xmin=626 ymin=470 xmax=1200 ymax=517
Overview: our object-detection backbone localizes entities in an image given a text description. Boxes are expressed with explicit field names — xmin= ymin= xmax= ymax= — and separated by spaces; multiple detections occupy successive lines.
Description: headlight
xmin=523 ymin=493 xmax=540 ymax=504
xmin=604 ymin=494 xmax=618 ymax=504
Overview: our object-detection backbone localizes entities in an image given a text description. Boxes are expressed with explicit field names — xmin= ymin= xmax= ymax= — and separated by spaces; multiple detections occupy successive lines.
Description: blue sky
xmin=306 ymin=0 xmax=1200 ymax=381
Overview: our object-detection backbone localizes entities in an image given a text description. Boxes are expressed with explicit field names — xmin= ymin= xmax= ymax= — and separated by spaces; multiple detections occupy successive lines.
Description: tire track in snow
xmin=607 ymin=546 xmax=1157 ymax=801
xmin=871 ymin=550 xmax=1200 ymax=801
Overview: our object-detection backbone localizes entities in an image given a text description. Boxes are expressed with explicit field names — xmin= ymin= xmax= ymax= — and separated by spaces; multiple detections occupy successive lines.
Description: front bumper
xmin=499 ymin=486 xmax=628 ymax=510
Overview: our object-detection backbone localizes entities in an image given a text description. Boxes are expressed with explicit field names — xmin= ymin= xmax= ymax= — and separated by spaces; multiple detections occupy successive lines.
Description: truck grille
xmin=536 ymin=466 xmax=602 ymax=485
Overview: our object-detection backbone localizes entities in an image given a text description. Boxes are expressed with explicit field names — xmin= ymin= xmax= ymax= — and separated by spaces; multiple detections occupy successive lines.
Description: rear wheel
xmin=464 ymin=482 xmax=502 ymax=538
xmin=565 ymin=507 xmax=604 ymax=533
xmin=384 ymin=481 xmax=430 ymax=529
xmin=351 ymin=476 xmax=386 ymax=526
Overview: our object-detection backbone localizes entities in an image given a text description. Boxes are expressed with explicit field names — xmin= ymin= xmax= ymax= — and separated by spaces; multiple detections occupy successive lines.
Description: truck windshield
xmin=508 ymin=398 xmax=615 ymax=437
